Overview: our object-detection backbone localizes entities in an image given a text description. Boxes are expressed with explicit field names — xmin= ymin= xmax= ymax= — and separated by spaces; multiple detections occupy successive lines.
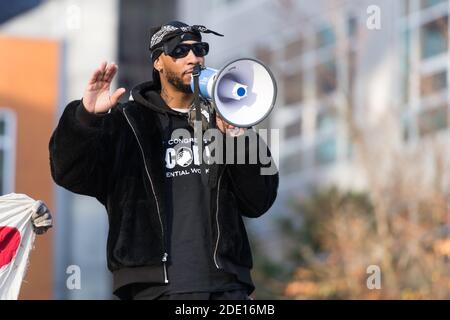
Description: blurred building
xmin=1 ymin=0 xmax=449 ymax=299
xmin=176 ymin=0 xmax=450 ymax=261
xmin=0 ymin=0 xmax=119 ymax=299
xmin=117 ymin=0 xmax=176 ymax=94
xmin=0 ymin=35 xmax=58 ymax=300
xmin=0 ymin=0 xmax=177 ymax=300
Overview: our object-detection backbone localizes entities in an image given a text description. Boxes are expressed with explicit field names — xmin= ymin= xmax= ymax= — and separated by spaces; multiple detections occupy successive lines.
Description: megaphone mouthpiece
xmin=217 ymin=78 xmax=247 ymax=101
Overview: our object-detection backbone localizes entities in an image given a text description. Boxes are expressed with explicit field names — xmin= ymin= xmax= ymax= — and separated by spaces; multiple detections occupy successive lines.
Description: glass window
xmin=315 ymin=109 xmax=337 ymax=165
xmin=401 ymin=30 xmax=411 ymax=104
xmin=0 ymin=110 xmax=16 ymax=195
xmin=402 ymin=0 xmax=411 ymax=15
xmin=316 ymin=138 xmax=337 ymax=165
xmin=421 ymin=0 xmax=447 ymax=9
xmin=420 ymin=70 xmax=447 ymax=97
xmin=0 ymin=118 xmax=4 ymax=136
xmin=281 ymin=151 xmax=302 ymax=175
xmin=285 ymin=36 xmax=303 ymax=60
xmin=402 ymin=116 xmax=412 ymax=142
xmin=284 ymin=71 xmax=303 ymax=105
xmin=317 ymin=110 xmax=337 ymax=133
xmin=285 ymin=120 xmax=301 ymax=139
xmin=316 ymin=26 xmax=335 ymax=48
xmin=417 ymin=105 xmax=448 ymax=136
xmin=0 ymin=150 xmax=3 ymax=194
xmin=316 ymin=60 xmax=337 ymax=98
xmin=421 ymin=16 xmax=448 ymax=59
xmin=211 ymin=0 xmax=243 ymax=8
xmin=347 ymin=16 xmax=358 ymax=37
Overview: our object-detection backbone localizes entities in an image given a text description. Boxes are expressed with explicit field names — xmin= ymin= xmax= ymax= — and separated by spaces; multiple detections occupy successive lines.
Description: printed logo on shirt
xmin=175 ymin=147 xmax=193 ymax=167
xmin=164 ymin=137 xmax=211 ymax=178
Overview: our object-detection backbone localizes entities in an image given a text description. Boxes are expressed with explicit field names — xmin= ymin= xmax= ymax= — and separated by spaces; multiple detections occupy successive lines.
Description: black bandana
xmin=149 ymin=21 xmax=223 ymax=62
xmin=149 ymin=21 xmax=223 ymax=89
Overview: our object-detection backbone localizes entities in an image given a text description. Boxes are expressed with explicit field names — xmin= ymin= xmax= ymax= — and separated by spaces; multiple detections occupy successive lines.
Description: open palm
xmin=83 ymin=62 xmax=126 ymax=114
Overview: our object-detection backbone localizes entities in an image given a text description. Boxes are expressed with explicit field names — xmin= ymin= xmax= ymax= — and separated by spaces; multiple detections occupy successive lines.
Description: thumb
xmin=110 ymin=88 xmax=127 ymax=105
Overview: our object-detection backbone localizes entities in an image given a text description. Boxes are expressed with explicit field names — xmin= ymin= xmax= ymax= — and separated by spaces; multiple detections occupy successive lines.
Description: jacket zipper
xmin=123 ymin=109 xmax=169 ymax=283
xmin=213 ymin=167 xmax=226 ymax=269
xmin=162 ymin=252 xmax=168 ymax=283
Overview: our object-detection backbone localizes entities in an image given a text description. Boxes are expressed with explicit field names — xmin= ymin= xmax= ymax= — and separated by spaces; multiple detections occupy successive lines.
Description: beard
xmin=165 ymin=70 xmax=193 ymax=94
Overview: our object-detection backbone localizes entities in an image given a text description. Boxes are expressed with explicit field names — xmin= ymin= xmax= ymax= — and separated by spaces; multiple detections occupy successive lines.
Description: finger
xmin=100 ymin=62 xmax=113 ymax=81
xmin=34 ymin=214 xmax=52 ymax=227
xmin=99 ymin=61 xmax=107 ymax=72
xmin=34 ymin=226 xmax=51 ymax=235
xmin=31 ymin=200 xmax=45 ymax=215
xmin=110 ymin=88 xmax=127 ymax=105
xmin=34 ymin=218 xmax=53 ymax=228
xmin=215 ymin=117 xmax=226 ymax=132
xmin=94 ymin=61 xmax=108 ymax=83
xmin=227 ymin=127 xmax=244 ymax=137
xmin=103 ymin=63 xmax=118 ymax=83
xmin=88 ymin=62 xmax=107 ymax=85
xmin=33 ymin=212 xmax=50 ymax=223
xmin=88 ymin=68 xmax=103 ymax=85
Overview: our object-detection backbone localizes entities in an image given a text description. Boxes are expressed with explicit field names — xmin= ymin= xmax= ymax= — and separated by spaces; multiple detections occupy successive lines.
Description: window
xmin=315 ymin=138 xmax=337 ymax=165
xmin=0 ymin=109 xmax=16 ymax=195
xmin=316 ymin=26 xmax=335 ymax=49
xmin=317 ymin=110 xmax=337 ymax=134
xmin=421 ymin=0 xmax=447 ymax=9
xmin=211 ymin=0 xmax=243 ymax=8
xmin=347 ymin=15 xmax=358 ymax=38
xmin=420 ymin=70 xmax=447 ymax=97
xmin=284 ymin=71 xmax=303 ymax=105
xmin=315 ymin=109 xmax=337 ymax=165
xmin=285 ymin=120 xmax=301 ymax=140
xmin=421 ymin=16 xmax=448 ymax=59
xmin=281 ymin=151 xmax=303 ymax=175
xmin=401 ymin=30 xmax=411 ymax=104
xmin=402 ymin=116 xmax=412 ymax=142
xmin=417 ymin=105 xmax=448 ymax=136
xmin=316 ymin=60 xmax=337 ymax=98
xmin=285 ymin=37 xmax=303 ymax=60
xmin=402 ymin=0 xmax=411 ymax=15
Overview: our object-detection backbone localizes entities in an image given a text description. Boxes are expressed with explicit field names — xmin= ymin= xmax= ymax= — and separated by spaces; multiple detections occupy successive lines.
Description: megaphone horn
xmin=191 ymin=58 xmax=277 ymax=128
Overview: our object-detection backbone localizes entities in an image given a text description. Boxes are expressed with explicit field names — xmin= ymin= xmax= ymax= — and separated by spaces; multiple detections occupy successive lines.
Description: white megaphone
xmin=190 ymin=58 xmax=277 ymax=127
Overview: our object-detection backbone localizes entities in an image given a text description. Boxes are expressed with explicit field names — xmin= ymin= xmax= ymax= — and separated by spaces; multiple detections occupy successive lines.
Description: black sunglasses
xmin=168 ymin=42 xmax=209 ymax=59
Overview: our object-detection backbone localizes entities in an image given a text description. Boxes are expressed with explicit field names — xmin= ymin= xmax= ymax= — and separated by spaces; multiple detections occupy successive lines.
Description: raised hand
xmin=82 ymin=62 xmax=126 ymax=114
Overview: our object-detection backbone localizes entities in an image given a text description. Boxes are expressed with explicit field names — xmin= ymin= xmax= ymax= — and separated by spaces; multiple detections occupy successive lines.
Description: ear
xmin=154 ymin=56 xmax=163 ymax=73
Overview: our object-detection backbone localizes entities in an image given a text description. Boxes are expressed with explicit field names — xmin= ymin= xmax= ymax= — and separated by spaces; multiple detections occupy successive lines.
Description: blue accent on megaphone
xmin=190 ymin=67 xmax=217 ymax=99
xmin=237 ymin=87 xmax=246 ymax=97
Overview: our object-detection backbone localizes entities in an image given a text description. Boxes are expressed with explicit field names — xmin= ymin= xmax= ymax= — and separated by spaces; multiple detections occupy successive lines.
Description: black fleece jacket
xmin=49 ymin=81 xmax=279 ymax=298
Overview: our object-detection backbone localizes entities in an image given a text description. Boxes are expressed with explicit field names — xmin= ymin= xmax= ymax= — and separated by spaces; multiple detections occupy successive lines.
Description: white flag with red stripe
xmin=0 ymin=193 xmax=37 ymax=300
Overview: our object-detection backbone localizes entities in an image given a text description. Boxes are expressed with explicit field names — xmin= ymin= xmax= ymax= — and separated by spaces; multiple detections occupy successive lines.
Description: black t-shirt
xmin=134 ymin=108 xmax=247 ymax=299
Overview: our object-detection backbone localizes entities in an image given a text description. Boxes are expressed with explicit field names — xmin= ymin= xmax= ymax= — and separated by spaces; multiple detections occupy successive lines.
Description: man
xmin=49 ymin=21 xmax=278 ymax=300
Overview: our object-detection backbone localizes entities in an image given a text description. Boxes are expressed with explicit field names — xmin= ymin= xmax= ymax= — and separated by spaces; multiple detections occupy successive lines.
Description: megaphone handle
xmin=192 ymin=64 xmax=207 ymax=185
xmin=193 ymin=64 xmax=202 ymax=124
xmin=209 ymin=105 xmax=216 ymax=130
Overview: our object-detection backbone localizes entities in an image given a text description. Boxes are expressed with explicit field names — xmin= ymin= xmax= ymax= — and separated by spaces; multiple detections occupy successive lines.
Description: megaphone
xmin=190 ymin=58 xmax=277 ymax=128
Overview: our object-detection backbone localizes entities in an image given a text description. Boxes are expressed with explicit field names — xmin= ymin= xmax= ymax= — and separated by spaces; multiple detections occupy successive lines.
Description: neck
xmin=160 ymin=84 xmax=193 ymax=109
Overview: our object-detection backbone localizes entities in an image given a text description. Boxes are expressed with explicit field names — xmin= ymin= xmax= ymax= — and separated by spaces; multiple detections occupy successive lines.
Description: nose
xmin=185 ymin=49 xmax=203 ymax=64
